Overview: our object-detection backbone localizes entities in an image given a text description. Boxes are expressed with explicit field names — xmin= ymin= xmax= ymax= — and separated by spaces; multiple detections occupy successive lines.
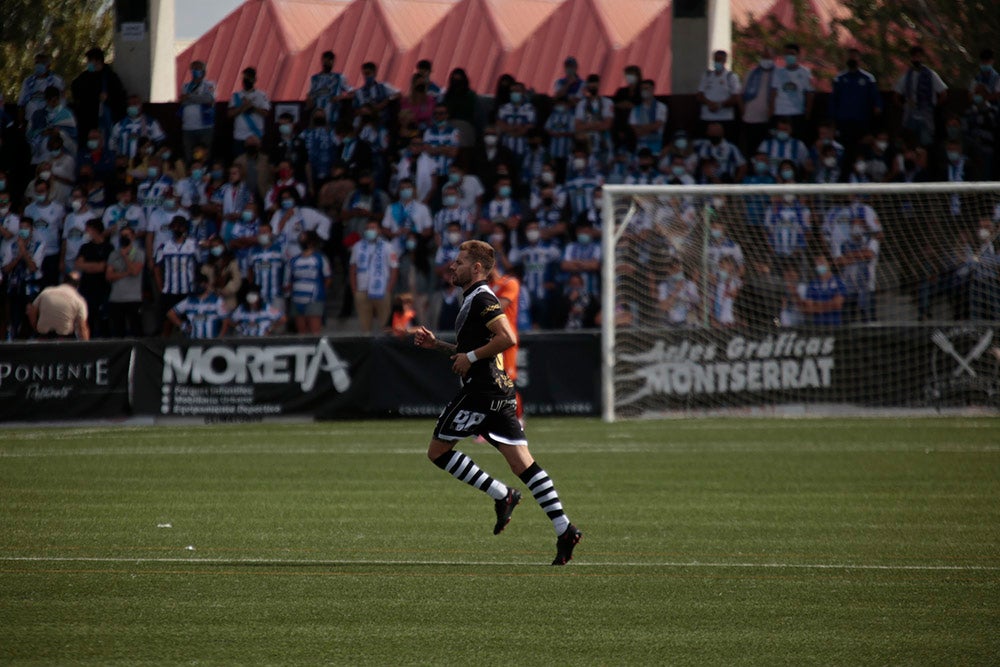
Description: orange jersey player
xmin=489 ymin=267 xmax=522 ymax=417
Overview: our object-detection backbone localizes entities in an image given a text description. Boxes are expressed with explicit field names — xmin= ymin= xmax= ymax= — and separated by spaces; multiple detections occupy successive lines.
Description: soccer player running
xmin=414 ymin=240 xmax=581 ymax=565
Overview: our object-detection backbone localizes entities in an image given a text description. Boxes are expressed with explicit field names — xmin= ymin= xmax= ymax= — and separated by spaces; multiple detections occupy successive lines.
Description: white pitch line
xmin=1 ymin=556 xmax=997 ymax=572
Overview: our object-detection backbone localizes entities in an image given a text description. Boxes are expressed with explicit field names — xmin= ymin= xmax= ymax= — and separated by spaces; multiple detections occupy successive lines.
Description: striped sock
xmin=433 ymin=450 xmax=508 ymax=500
xmin=519 ymin=462 xmax=570 ymax=535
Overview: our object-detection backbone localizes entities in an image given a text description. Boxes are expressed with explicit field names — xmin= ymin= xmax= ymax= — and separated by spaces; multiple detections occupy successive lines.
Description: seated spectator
xmin=654 ymin=256 xmax=699 ymax=327
xmin=799 ymin=255 xmax=847 ymax=325
xmin=109 ymin=94 xmax=165 ymax=161
xmin=711 ymin=255 xmax=742 ymax=328
xmin=168 ymin=272 xmax=228 ymax=339
xmin=694 ymin=122 xmax=746 ymax=181
xmin=556 ymin=271 xmax=599 ymax=329
xmin=223 ymin=285 xmax=286 ymax=337
xmin=834 ymin=219 xmax=880 ymax=323
xmin=246 ymin=222 xmax=286 ymax=314
xmin=757 ymin=118 xmax=811 ymax=176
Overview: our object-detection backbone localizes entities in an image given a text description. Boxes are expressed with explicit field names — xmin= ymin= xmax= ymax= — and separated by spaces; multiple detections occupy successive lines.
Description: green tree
xmin=1 ymin=0 xmax=114 ymax=104
xmin=834 ymin=0 xmax=1000 ymax=89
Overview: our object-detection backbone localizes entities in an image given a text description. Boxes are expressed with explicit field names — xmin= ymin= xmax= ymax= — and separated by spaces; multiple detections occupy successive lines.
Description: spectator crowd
xmin=0 ymin=42 xmax=998 ymax=340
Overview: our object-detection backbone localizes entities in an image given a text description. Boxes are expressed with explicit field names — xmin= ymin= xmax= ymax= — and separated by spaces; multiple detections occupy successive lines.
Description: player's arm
xmin=450 ymin=314 xmax=516 ymax=376
xmin=413 ymin=326 xmax=455 ymax=354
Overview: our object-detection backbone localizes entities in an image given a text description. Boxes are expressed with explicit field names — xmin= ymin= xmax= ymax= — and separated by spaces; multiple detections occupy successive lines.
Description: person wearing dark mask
xmin=201 ymin=237 xmax=242 ymax=311
xmin=154 ymin=216 xmax=200 ymax=336
xmin=179 ymin=59 xmax=216 ymax=161
xmin=167 ymin=272 xmax=228 ymax=339
xmin=105 ymin=224 xmax=145 ymax=337
xmin=893 ymin=45 xmax=947 ymax=146
xmin=353 ymin=61 xmax=400 ymax=123
xmin=307 ymin=50 xmax=354 ymax=127
xmin=829 ymin=48 xmax=882 ymax=163
xmin=227 ymin=67 xmax=271 ymax=157
xmin=442 ymin=67 xmax=477 ymax=124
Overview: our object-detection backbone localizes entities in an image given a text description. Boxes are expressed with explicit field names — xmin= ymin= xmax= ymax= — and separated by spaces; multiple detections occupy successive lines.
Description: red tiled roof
xmin=176 ymin=0 xmax=850 ymax=100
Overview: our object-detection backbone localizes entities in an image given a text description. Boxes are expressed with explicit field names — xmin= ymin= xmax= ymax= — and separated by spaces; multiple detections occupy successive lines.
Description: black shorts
xmin=432 ymin=384 xmax=527 ymax=447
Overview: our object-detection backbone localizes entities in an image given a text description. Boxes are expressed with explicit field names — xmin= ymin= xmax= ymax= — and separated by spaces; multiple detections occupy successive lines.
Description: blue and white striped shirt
xmin=497 ymin=102 xmax=536 ymax=156
xmin=246 ymin=244 xmax=286 ymax=302
xmin=229 ymin=304 xmax=283 ymax=337
xmin=155 ymin=237 xmax=199 ymax=295
xmin=287 ymin=252 xmax=331 ymax=304
xmin=173 ymin=293 xmax=227 ymax=338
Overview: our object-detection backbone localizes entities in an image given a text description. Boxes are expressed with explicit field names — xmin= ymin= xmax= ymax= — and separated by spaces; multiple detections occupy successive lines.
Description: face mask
xmin=851 ymin=226 xmax=865 ymax=238
xmin=447 ymin=231 xmax=462 ymax=245
xmin=246 ymin=293 xmax=260 ymax=306
xmin=713 ymin=62 xmax=724 ymax=72
xmin=196 ymin=282 xmax=210 ymax=294
xmin=258 ymin=233 xmax=271 ymax=245
xmin=854 ymin=161 xmax=867 ymax=174
xmin=674 ymin=138 xmax=688 ymax=151
xmin=815 ymin=265 xmax=829 ymax=276
xmin=211 ymin=169 xmax=224 ymax=180
xmin=281 ymin=199 xmax=294 ymax=210
xmin=846 ymin=59 xmax=859 ymax=70
xmin=554 ymin=105 xmax=567 ymax=113
xmin=671 ymin=272 xmax=684 ymax=282
xmin=399 ymin=187 xmax=414 ymax=201
xmin=490 ymin=232 xmax=505 ymax=245
xmin=241 ymin=210 xmax=254 ymax=222
xmin=448 ymin=173 xmax=461 ymax=184
xmin=191 ymin=168 xmax=205 ymax=180
xmin=784 ymin=54 xmax=797 ymax=66
xmin=625 ymin=74 xmax=638 ymax=85
xmin=525 ymin=229 xmax=540 ymax=243
xmin=148 ymin=167 xmax=159 ymax=179
xmin=978 ymin=228 xmax=992 ymax=241
xmin=542 ymin=196 xmax=554 ymax=206
xmin=313 ymin=117 xmax=326 ymax=126
xmin=509 ymin=92 xmax=522 ymax=104
xmin=364 ymin=229 xmax=378 ymax=242
xmin=541 ymin=171 xmax=555 ymax=184
xmin=405 ymin=238 xmax=417 ymax=251
xmin=973 ymin=94 xmax=985 ymax=106
xmin=572 ymin=158 xmax=586 ymax=171
xmin=243 ymin=79 xmax=254 ymax=90
xmin=210 ymin=245 xmax=224 ymax=257
xmin=0 ymin=180 xmax=5 ymax=191
xmin=911 ymin=61 xmax=922 ymax=69
xmin=759 ymin=58 xmax=774 ymax=69
xmin=775 ymin=130 xmax=790 ymax=141
xmin=947 ymin=151 xmax=961 ymax=162
xmin=672 ymin=165 xmax=686 ymax=177
xmin=483 ymin=135 xmax=498 ymax=147
xmin=875 ymin=140 xmax=889 ymax=152
xmin=577 ymin=233 xmax=592 ymax=244
xmin=783 ymin=194 xmax=796 ymax=204
xmin=162 ymin=200 xmax=177 ymax=212
xmin=86 ymin=139 xmax=100 ymax=150
xmin=120 ymin=235 xmax=132 ymax=247
xmin=192 ymin=69 xmax=204 ymax=79
xmin=711 ymin=228 xmax=722 ymax=239
xmin=172 ymin=227 xmax=185 ymax=238
xmin=39 ymin=170 xmax=52 ymax=181
xmin=70 ymin=200 xmax=83 ymax=212
xmin=823 ymin=156 xmax=837 ymax=168
xmin=19 ymin=228 xmax=31 ymax=239
xmin=781 ymin=168 xmax=796 ymax=181
xmin=0 ymin=206 xmax=8 ymax=216
xmin=277 ymin=123 xmax=293 ymax=138
xmin=127 ymin=106 xmax=140 ymax=118
xmin=594 ymin=197 xmax=604 ymax=210
xmin=709 ymin=135 xmax=722 ymax=145
xmin=499 ymin=185 xmax=512 ymax=198
xmin=641 ymin=89 xmax=653 ymax=100
xmin=443 ymin=195 xmax=457 ymax=207
xmin=718 ymin=269 xmax=729 ymax=280
xmin=35 ymin=193 xmax=47 ymax=203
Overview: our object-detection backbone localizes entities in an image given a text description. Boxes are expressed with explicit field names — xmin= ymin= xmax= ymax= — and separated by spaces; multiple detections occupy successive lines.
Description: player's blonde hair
xmin=459 ymin=240 xmax=495 ymax=275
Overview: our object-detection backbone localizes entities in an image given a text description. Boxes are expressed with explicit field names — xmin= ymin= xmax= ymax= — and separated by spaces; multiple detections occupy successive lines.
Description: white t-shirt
xmin=698 ymin=69 xmax=741 ymax=121
xmin=230 ymin=89 xmax=271 ymax=141
xmin=771 ymin=66 xmax=814 ymax=116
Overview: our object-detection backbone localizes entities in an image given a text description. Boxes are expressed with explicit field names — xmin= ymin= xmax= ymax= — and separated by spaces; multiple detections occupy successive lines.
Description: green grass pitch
xmin=1 ymin=417 xmax=998 ymax=665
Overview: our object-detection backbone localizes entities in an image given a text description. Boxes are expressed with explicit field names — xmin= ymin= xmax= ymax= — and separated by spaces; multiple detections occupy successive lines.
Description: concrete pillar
xmin=670 ymin=0 xmax=732 ymax=94
xmin=112 ymin=0 xmax=176 ymax=103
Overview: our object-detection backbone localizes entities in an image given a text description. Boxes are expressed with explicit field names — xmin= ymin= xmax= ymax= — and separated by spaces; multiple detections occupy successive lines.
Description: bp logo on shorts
xmin=451 ymin=410 xmax=485 ymax=431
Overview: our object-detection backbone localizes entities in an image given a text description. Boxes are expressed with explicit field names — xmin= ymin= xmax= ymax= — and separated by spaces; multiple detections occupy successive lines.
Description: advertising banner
xmin=0 ymin=342 xmax=132 ymax=422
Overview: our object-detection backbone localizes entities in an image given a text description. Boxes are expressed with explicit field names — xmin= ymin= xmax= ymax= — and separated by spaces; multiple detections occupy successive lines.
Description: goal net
xmin=600 ymin=182 xmax=1000 ymax=421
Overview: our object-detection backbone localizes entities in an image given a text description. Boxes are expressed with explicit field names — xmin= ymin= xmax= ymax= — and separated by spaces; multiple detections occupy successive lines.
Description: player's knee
xmin=427 ymin=439 xmax=452 ymax=462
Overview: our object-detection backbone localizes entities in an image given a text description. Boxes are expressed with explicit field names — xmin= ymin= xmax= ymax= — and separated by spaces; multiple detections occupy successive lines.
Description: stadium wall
xmin=1 ymin=326 xmax=997 ymax=425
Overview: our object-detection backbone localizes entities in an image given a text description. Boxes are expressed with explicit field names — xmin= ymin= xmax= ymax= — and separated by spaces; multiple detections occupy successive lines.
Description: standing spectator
xmin=285 ymin=230 xmax=330 ymax=334
xmin=102 ymin=187 xmax=146 ymax=248
xmin=46 ymin=135 xmax=77 ymax=205
xmin=201 ymin=237 xmax=243 ymax=312
xmin=62 ymin=187 xmax=99 ymax=275
xmin=333 ymin=119 xmax=374 ymax=183
xmin=23 ymin=179 xmax=65 ymax=287
xmin=612 ymin=65 xmax=643 ymax=150
xmin=400 ymin=73 xmax=435 ymax=132
xmin=105 ymin=224 xmax=145 ymax=337
xmin=711 ymin=255 xmax=742 ymax=328
xmin=307 ymin=51 xmax=353 ymax=126
xmin=154 ymin=216 xmax=200 ymax=335
xmin=246 ymin=222 xmax=286 ymax=313
xmin=144 ymin=188 xmax=188 ymax=266
xmin=764 ymin=193 xmax=811 ymax=270
xmin=654 ymin=256 xmax=699 ymax=327
xmin=497 ymin=81 xmax=536 ymax=166
xmin=629 ymin=80 xmax=668 ymax=155
xmin=829 ymin=49 xmax=882 ymax=160
xmin=228 ymin=67 xmax=270 ymax=157
xmin=18 ymin=53 xmax=64 ymax=128
xmin=109 ymin=95 xmax=166 ymax=161
xmin=964 ymin=84 xmax=998 ymax=181
xmin=301 ymin=107 xmax=337 ymax=193
xmin=78 ymin=128 xmax=116 ymax=187
xmin=30 ymin=87 xmax=78 ymax=164
xmin=894 ymin=45 xmax=947 ymax=146
xmin=697 ymin=50 xmax=741 ymax=142
xmin=273 ymin=112 xmax=308 ymax=182
xmin=554 ymin=56 xmax=585 ymax=105
xmin=575 ymin=76 xmax=614 ymax=165
xmin=511 ymin=219 xmax=561 ymax=328
xmin=441 ymin=68 xmax=478 ymax=127
xmin=544 ymin=96 xmax=576 ymax=178
xmin=70 ymin=47 xmax=127 ymax=146
xmin=964 ymin=217 xmax=999 ymax=320
xmin=834 ymin=220 xmax=879 ymax=323
xmin=433 ymin=185 xmax=474 ymax=243
xmin=741 ymin=47 xmax=777 ymax=156
xmin=353 ymin=62 xmax=400 ymax=125
xmin=415 ymin=60 xmax=442 ymax=99
xmin=770 ymin=43 xmax=814 ymax=139
xmin=970 ymin=48 xmax=1000 ymax=104
xmin=270 ymin=187 xmax=331 ymax=260
xmin=74 ymin=219 xmax=112 ymax=336
xmin=223 ymin=286 xmax=286 ymax=337
xmin=168 ymin=273 xmax=228 ymax=339
xmin=233 ymin=136 xmax=273 ymax=202
xmin=178 ymin=60 xmax=217 ymax=161
xmin=560 ymin=223 xmax=601 ymax=296
xmin=423 ymin=103 xmax=461 ymax=179
xmin=799 ymin=255 xmax=847 ymax=325
xmin=473 ymin=125 xmax=519 ymax=195
xmin=2 ymin=218 xmax=45 ymax=338
xmin=349 ymin=220 xmax=398 ymax=333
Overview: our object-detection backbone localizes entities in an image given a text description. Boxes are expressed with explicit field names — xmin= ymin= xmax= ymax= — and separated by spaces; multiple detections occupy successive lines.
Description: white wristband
xmin=466 ymin=351 xmax=478 ymax=364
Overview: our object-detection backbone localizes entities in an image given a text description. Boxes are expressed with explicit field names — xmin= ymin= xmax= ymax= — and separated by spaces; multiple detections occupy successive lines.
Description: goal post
xmin=601 ymin=182 xmax=1000 ymax=422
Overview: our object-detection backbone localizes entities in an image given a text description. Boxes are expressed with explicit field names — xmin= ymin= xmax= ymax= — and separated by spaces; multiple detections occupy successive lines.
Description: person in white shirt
xmin=770 ymin=43 xmax=814 ymax=139
xmin=228 ymin=67 xmax=270 ymax=157
xmin=179 ymin=60 xmax=216 ymax=162
xmin=697 ymin=50 xmax=741 ymax=142
xmin=18 ymin=53 xmax=64 ymax=128
xmin=350 ymin=219 xmax=399 ymax=333
xmin=61 ymin=187 xmax=99 ymax=275
xmin=741 ymin=47 xmax=777 ymax=156
xmin=23 ymin=179 xmax=65 ymax=287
